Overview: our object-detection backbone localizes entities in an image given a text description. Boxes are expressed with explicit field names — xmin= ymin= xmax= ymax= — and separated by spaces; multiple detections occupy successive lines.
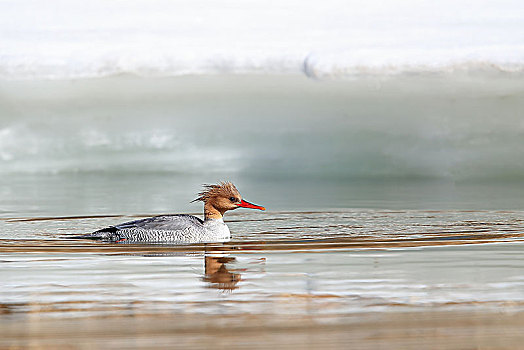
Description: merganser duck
xmin=81 ymin=182 xmax=265 ymax=243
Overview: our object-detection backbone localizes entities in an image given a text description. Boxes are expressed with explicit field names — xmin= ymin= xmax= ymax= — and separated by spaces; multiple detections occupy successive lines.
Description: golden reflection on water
xmin=3 ymin=309 xmax=524 ymax=349
xmin=1 ymin=228 xmax=523 ymax=255
xmin=203 ymin=256 xmax=241 ymax=291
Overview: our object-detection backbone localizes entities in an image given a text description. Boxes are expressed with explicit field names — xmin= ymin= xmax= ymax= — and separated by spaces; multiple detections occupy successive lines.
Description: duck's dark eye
xmin=229 ymin=197 xmax=237 ymax=202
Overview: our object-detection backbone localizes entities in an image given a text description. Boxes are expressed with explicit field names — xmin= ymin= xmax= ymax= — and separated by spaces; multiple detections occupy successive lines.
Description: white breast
xmin=203 ymin=218 xmax=231 ymax=242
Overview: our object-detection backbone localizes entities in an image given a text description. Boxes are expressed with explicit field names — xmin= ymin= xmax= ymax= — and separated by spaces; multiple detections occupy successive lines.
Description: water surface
xmin=3 ymin=209 xmax=524 ymax=315
xmin=2 ymin=209 xmax=524 ymax=348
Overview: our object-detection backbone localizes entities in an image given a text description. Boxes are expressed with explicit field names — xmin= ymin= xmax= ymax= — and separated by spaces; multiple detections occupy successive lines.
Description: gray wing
xmin=114 ymin=214 xmax=203 ymax=231
xmin=80 ymin=214 xmax=204 ymax=241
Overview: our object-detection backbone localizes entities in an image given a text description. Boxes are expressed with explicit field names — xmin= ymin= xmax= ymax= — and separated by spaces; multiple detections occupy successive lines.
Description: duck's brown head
xmin=193 ymin=182 xmax=265 ymax=219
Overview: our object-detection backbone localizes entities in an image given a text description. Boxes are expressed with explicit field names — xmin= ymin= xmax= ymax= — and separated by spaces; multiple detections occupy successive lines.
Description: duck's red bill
xmin=238 ymin=199 xmax=265 ymax=211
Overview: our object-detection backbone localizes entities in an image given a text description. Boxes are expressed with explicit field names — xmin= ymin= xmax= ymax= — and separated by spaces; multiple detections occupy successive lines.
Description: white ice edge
xmin=2 ymin=0 xmax=524 ymax=80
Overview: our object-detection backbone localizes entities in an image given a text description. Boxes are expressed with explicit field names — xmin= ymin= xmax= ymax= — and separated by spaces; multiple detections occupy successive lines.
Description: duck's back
xmin=82 ymin=214 xmax=213 ymax=243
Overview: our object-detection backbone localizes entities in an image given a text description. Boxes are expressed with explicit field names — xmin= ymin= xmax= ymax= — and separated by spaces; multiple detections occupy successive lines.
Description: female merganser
xmin=81 ymin=182 xmax=265 ymax=243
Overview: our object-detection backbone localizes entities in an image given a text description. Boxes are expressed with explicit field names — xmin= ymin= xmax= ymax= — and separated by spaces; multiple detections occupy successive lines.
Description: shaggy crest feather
xmin=192 ymin=182 xmax=241 ymax=203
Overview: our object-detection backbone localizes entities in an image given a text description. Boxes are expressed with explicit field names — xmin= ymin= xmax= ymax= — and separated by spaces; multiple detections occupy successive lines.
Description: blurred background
xmin=1 ymin=0 xmax=524 ymax=216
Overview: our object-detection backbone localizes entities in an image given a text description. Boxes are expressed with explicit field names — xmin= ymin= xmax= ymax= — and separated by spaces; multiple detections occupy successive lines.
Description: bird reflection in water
xmin=203 ymin=255 xmax=241 ymax=291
